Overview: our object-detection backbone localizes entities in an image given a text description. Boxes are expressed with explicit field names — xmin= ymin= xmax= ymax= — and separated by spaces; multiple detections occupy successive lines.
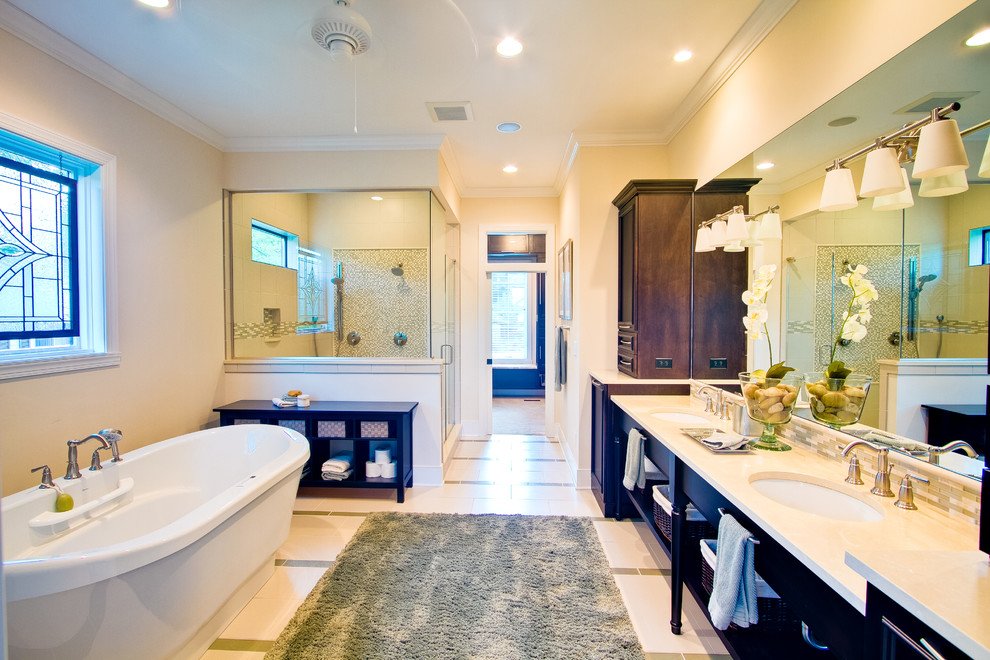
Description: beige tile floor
xmin=200 ymin=432 xmax=729 ymax=660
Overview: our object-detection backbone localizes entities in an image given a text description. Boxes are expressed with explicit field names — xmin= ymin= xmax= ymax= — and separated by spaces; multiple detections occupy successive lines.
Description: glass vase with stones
xmin=805 ymin=373 xmax=872 ymax=429
xmin=739 ymin=371 xmax=804 ymax=451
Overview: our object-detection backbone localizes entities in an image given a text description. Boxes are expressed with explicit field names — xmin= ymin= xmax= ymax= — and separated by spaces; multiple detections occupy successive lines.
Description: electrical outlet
xmin=710 ymin=358 xmax=728 ymax=370
xmin=655 ymin=358 xmax=673 ymax=369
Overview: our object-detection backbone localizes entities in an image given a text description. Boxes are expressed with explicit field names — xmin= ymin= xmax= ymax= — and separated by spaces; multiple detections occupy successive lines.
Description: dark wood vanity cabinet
xmin=866 ymin=584 xmax=971 ymax=659
xmin=613 ymin=179 xmax=757 ymax=379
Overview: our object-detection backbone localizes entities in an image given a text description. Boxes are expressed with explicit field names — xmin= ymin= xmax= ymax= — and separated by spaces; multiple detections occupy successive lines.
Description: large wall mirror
xmin=225 ymin=190 xmax=444 ymax=359
xmin=745 ymin=3 xmax=989 ymax=482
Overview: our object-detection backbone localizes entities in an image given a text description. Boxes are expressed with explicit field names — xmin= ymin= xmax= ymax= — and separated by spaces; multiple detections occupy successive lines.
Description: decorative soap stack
xmin=366 ymin=448 xmax=397 ymax=480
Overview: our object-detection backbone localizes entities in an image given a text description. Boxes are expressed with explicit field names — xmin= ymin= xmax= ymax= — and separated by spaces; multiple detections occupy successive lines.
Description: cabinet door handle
xmin=618 ymin=357 xmax=632 ymax=367
xmin=920 ymin=638 xmax=948 ymax=660
xmin=618 ymin=337 xmax=632 ymax=346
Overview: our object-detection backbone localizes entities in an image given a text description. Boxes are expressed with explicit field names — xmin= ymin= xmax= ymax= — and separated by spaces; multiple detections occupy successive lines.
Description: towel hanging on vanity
xmin=622 ymin=428 xmax=645 ymax=491
xmin=708 ymin=513 xmax=758 ymax=629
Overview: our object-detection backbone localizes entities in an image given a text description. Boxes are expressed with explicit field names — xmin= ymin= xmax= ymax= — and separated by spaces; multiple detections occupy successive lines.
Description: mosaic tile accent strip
xmin=360 ymin=421 xmax=390 ymax=438
xmin=233 ymin=320 xmax=315 ymax=340
xmin=278 ymin=419 xmax=306 ymax=434
xmin=787 ymin=320 xmax=813 ymax=334
xmin=233 ymin=418 xmax=260 ymax=425
xmin=317 ymin=420 xmax=347 ymax=437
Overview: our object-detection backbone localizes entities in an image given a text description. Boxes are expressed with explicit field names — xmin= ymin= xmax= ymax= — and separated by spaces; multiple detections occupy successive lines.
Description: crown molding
xmin=661 ymin=0 xmax=799 ymax=143
xmin=0 ymin=1 xmax=226 ymax=150
xmin=224 ymin=134 xmax=447 ymax=153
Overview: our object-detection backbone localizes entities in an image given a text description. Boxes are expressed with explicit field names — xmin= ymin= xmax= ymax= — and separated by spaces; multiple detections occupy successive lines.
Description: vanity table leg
xmin=668 ymin=459 xmax=685 ymax=635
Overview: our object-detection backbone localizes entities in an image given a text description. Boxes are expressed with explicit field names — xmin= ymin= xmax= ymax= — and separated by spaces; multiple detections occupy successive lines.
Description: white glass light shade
xmin=872 ymin=168 xmax=914 ymax=211
xmin=912 ymin=118 xmax=969 ymax=179
xmin=819 ymin=167 xmax=858 ymax=212
xmin=723 ymin=241 xmax=745 ymax=252
xmin=860 ymin=146 xmax=905 ymax=197
xmin=695 ymin=226 xmax=714 ymax=252
xmin=919 ymin=170 xmax=969 ymax=197
xmin=742 ymin=221 xmax=763 ymax=247
xmin=725 ymin=211 xmax=747 ymax=242
xmin=758 ymin=212 xmax=782 ymax=240
xmin=709 ymin=219 xmax=728 ymax=247
xmin=980 ymin=132 xmax=990 ymax=178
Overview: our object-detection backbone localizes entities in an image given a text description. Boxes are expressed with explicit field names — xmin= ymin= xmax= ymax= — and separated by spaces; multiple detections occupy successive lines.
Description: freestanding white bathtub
xmin=2 ymin=424 xmax=309 ymax=660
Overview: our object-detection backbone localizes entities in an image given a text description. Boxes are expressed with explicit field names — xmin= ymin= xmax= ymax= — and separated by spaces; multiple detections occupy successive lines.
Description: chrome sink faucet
xmin=926 ymin=439 xmax=977 ymax=465
xmin=696 ymin=385 xmax=730 ymax=420
xmin=841 ymin=440 xmax=894 ymax=497
xmin=65 ymin=433 xmax=111 ymax=479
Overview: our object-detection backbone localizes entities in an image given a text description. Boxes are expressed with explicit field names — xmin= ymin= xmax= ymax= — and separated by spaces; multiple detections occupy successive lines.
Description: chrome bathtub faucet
xmin=99 ymin=428 xmax=124 ymax=463
xmin=65 ymin=433 xmax=111 ymax=480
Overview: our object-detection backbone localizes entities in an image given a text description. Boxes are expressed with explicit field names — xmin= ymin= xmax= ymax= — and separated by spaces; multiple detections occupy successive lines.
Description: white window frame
xmin=491 ymin=271 xmax=537 ymax=367
xmin=0 ymin=111 xmax=119 ymax=381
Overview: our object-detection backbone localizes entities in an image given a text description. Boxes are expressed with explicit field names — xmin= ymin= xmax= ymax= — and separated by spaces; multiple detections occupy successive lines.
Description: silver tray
xmin=680 ymin=427 xmax=751 ymax=454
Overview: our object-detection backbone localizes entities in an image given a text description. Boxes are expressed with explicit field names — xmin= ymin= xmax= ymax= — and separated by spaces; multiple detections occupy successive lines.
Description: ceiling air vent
xmin=426 ymin=102 xmax=474 ymax=122
xmin=895 ymin=92 xmax=976 ymax=114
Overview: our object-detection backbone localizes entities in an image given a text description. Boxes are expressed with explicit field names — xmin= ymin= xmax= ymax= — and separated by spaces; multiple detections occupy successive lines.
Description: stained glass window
xmin=0 ymin=156 xmax=78 ymax=340
xmin=297 ymin=247 xmax=328 ymax=332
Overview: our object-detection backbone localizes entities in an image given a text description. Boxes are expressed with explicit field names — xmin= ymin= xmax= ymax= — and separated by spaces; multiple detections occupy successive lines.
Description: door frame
xmin=478 ymin=224 xmax=556 ymax=437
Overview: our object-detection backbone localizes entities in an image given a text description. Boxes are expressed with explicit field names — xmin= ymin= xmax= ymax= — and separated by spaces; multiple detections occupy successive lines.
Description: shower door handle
xmin=441 ymin=344 xmax=453 ymax=365
xmin=817 ymin=344 xmax=832 ymax=367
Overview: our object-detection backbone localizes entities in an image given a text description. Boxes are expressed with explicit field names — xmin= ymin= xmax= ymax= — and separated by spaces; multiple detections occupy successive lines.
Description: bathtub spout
xmin=66 ymin=434 xmax=110 ymax=480
xmin=99 ymin=428 xmax=123 ymax=462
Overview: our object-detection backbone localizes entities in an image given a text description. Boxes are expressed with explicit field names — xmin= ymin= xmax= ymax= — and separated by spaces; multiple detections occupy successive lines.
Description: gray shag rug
xmin=265 ymin=512 xmax=645 ymax=660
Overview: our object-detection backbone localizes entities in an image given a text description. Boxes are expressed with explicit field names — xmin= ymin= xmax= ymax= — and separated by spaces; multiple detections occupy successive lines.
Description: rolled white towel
xmin=322 ymin=469 xmax=353 ymax=481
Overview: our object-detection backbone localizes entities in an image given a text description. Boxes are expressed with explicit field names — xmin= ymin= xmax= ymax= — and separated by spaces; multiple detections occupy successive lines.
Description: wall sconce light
xmin=695 ymin=225 xmax=715 ymax=252
xmin=759 ymin=210 xmax=782 ymax=240
xmin=872 ymin=168 xmax=914 ymax=211
xmin=819 ymin=161 xmax=859 ymax=212
xmin=819 ymin=104 xmax=989 ymax=212
xmin=725 ymin=208 xmax=748 ymax=242
xmin=708 ymin=219 xmax=729 ymax=248
xmin=695 ymin=205 xmax=780 ymax=253
xmin=919 ymin=170 xmax=969 ymax=197
xmin=860 ymin=140 xmax=906 ymax=197
xmin=912 ymin=109 xmax=969 ymax=179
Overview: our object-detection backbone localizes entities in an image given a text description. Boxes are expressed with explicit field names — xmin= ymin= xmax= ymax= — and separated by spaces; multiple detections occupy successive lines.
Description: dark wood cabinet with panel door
xmin=590 ymin=375 xmax=688 ymax=517
xmin=613 ymin=179 xmax=757 ymax=379
xmin=866 ymin=584 xmax=971 ymax=659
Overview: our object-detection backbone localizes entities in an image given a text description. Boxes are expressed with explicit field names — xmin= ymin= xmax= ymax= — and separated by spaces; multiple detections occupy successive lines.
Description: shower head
xmin=391 ymin=263 xmax=404 ymax=276
xmin=917 ymin=273 xmax=937 ymax=291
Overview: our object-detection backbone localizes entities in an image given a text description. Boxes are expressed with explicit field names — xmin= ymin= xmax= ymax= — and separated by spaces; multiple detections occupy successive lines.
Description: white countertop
xmin=610 ymin=394 xmax=981 ymax=617
xmin=845 ymin=550 xmax=990 ymax=659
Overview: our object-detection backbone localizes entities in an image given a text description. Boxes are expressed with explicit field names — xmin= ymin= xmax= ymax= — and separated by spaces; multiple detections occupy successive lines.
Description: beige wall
xmin=669 ymin=0 xmax=975 ymax=187
xmin=0 ymin=28 xmax=224 ymax=495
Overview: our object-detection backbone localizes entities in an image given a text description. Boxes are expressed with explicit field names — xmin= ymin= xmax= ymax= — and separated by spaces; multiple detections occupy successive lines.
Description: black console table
xmin=921 ymin=403 xmax=986 ymax=455
xmin=214 ymin=400 xmax=417 ymax=503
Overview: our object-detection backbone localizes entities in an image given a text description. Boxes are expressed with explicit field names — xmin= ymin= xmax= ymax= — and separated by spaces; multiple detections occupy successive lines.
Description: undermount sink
xmin=748 ymin=472 xmax=885 ymax=522
xmin=650 ymin=409 xmax=711 ymax=425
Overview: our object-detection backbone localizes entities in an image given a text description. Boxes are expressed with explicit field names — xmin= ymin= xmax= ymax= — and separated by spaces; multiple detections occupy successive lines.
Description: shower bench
xmin=214 ymin=400 xmax=417 ymax=502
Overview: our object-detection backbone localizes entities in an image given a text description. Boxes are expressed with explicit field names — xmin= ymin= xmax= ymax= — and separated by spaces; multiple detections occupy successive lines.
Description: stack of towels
xmin=321 ymin=453 xmax=353 ymax=481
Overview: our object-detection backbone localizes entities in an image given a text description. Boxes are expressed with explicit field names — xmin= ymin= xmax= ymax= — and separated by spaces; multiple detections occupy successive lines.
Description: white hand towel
xmin=699 ymin=430 xmax=748 ymax=451
xmin=708 ymin=513 xmax=758 ymax=630
xmin=622 ymin=428 xmax=646 ymax=491
xmin=321 ymin=468 xmax=353 ymax=481
xmin=272 ymin=397 xmax=295 ymax=408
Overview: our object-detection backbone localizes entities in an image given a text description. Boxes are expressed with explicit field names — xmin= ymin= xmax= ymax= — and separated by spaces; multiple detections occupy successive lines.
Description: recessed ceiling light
xmin=496 ymin=37 xmax=523 ymax=58
xmin=756 ymin=161 xmax=775 ymax=170
xmin=673 ymin=50 xmax=693 ymax=62
xmin=137 ymin=0 xmax=170 ymax=7
xmin=827 ymin=116 xmax=858 ymax=127
xmin=965 ymin=28 xmax=990 ymax=46
xmin=496 ymin=122 xmax=521 ymax=133
xmin=371 ymin=195 xmax=383 ymax=201
xmin=502 ymin=165 xmax=518 ymax=173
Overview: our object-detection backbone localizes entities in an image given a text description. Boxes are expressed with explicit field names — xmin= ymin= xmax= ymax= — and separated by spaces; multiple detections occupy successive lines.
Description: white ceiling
xmin=0 ymin=0 xmax=798 ymax=196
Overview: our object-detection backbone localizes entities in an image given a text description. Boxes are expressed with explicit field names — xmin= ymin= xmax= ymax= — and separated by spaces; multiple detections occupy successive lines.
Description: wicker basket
xmin=652 ymin=485 xmax=716 ymax=542
xmin=699 ymin=539 xmax=799 ymax=631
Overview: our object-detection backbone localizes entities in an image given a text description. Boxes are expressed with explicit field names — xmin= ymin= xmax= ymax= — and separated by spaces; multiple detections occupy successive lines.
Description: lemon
xmin=55 ymin=492 xmax=73 ymax=512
